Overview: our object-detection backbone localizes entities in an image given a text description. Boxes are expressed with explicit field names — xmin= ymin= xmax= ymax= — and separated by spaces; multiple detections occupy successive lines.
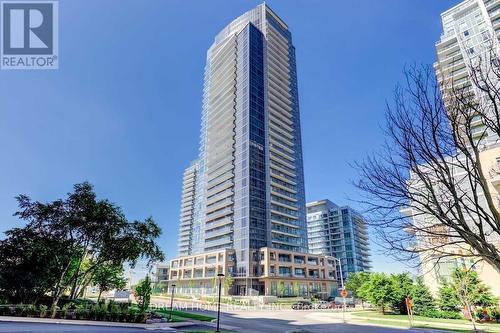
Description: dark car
xmin=291 ymin=301 xmax=313 ymax=310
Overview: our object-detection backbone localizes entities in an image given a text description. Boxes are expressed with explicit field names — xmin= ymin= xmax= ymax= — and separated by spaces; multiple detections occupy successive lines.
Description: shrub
xmin=420 ymin=309 xmax=463 ymax=319
xmin=25 ymin=304 xmax=37 ymax=317
xmin=39 ymin=304 xmax=48 ymax=318
xmin=0 ymin=301 xmax=150 ymax=323
xmin=492 ymin=307 xmax=500 ymax=323
xmin=61 ymin=303 xmax=73 ymax=319
xmin=109 ymin=302 xmax=120 ymax=322
xmin=75 ymin=307 xmax=88 ymax=320
xmin=475 ymin=308 xmax=491 ymax=321
xmin=14 ymin=305 xmax=24 ymax=316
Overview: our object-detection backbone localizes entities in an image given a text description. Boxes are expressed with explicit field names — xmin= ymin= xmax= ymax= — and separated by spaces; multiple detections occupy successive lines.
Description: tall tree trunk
xmin=51 ymin=291 xmax=63 ymax=319
xmin=69 ymin=250 xmax=88 ymax=299
xmin=97 ymin=290 xmax=103 ymax=303
xmin=51 ymin=260 xmax=71 ymax=318
xmin=466 ymin=302 xmax=478 ymax=333
xmin=72 ymin=267 xmax=94 ymax=299
xmin=77 ymin=272 xmax=94 ymax=299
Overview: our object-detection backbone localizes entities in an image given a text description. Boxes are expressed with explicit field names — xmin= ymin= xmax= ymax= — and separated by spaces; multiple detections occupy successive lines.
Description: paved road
xmin=0 ymin=322 xmax=149 ymax=333
xmin=0 ymin=300 xmax=448 ymax=333
xmin=0 ymin=320 xmax=439 ymax=333
xmin=205 ymin=309 xmax=419 ymax=333
xmin=151 ymin=298 xmax=442 ymax=333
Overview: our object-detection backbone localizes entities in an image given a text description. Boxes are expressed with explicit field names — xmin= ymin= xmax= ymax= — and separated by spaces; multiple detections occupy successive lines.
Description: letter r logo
xmin=2 ymin=2 xmax=53 ymax=55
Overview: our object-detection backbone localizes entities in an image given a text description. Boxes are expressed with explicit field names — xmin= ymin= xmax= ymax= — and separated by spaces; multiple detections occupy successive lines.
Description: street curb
xmin=0 ymin=316 xmax=189 ymax=330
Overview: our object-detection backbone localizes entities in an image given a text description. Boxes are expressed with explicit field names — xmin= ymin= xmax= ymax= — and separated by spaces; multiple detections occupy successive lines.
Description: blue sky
xmin=0 ymin=0 xmax=458 ymax=273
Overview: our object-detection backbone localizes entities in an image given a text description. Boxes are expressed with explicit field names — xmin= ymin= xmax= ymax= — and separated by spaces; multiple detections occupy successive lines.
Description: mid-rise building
xmin=404 ymin=146 xmax=500 ymax=296
xmin=153 ymin=264 xmax=170 ymax=286
xmin=168 ymin=247 xmax=337 ymax=297
xmin=306 ymin=200 xmax=371 ymax=282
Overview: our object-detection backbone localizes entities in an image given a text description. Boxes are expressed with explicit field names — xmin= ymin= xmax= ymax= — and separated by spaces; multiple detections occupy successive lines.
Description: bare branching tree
xmin=355 ymin=46 xmax=500 ymax=273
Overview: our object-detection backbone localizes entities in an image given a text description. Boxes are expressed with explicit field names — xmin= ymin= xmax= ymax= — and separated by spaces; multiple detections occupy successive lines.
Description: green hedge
xmin=0 ymin=302 xmax=159 ymax=323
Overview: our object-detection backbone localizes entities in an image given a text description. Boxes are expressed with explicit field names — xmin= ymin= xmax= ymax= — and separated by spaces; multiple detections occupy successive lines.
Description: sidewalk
xmin=0 ymin=315 xmax=183 ymax=331
xmin=349 ymin=313 xmax=500 ymax=332
xmin=0 ymin=315 xmax=239 ymax=332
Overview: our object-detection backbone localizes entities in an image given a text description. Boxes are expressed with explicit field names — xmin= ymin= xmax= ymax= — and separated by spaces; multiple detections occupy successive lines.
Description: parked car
xmin=327 ymin=301 xmax=339 ymax=309
xmin=313 ymin=301 xmax=329 ymax=309
xmin=291 ymin=301 xmax=313 ymax=310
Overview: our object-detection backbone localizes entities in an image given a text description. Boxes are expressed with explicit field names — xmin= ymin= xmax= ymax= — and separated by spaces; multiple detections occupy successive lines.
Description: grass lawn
xmin=351 ymin=311 xmax=500 ymax=333
xmin=155 ymin=308 xmax=215 ymax=322
xmin=359 ymin=319 xmax=473 ymax=333
xmin=351 ymin=311 xmax=470 ymax=324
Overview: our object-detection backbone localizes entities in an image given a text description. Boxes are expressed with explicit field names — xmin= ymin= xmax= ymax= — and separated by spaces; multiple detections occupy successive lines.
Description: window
xmin=279 ymin=254 xmax=291 ymax=262
xmin=293 ymin=256 xmax=305 ymax=264
xmin=463 ymin=30 xmax=469 ymax=37
xmin=482 ymin=31 xmax=490 ymax=41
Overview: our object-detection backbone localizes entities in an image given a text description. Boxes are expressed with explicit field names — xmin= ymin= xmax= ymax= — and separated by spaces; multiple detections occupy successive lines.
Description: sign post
xmin=341 ymin=288 xmax=348 ymax=323
xmin=405 ymin=297 xmax=414 ymax=328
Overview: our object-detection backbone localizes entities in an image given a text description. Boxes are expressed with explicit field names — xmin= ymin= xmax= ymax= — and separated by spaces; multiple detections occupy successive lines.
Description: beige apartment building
xmin=167 ymin=248 xmax=338 ymax=298
xmin=408 ymin=145 xmax=500 ymax=297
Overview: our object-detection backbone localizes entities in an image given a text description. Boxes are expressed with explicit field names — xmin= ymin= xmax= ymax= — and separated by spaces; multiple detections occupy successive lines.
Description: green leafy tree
xmin=1 ymin=182 xmax=164 ymax=317
xmin=292 ymin=282 xmax=300 ymax=297
xmin=437 ymin=280 xmax=461 ymax=312
xmin=346 ymin=272 xmax=370 ymax=298
xmin=134 ymin=276 xmax=152 ymax=312
xmin=187 ymin=280 xmax=195 ymax=294
xmin=92 ymin=263 xmax=127 ymax=302
xmin=278 ymin=281 xmax=286 ymax=297
xmin=390 ymin=272 xmax=415 ymax=314
xmin=346 ymin=271 xmax=371 ymax=308
xmin=0 ymin=227 xmax=72 ymax=304
xmin=224 ymin=274 xmax=234 ymax=295
xmin=450 ymin=268 xmax=497 ymax=331
xmin=410 ymin=277 xmax=435 ymax=315
xmin=358 ymin=273 xmax=396 ymax=314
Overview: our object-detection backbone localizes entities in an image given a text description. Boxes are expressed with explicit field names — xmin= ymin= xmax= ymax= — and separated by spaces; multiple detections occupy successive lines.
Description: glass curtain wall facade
xmin=177 ymin=4 xmax=308 ymax=279
xmin=434 ymin=0 xmax=500 ymax=145
xmin=178 ymin=161 xmax=198 ymax=256
xmin=306 ymin=200 xmax=371 ymax=282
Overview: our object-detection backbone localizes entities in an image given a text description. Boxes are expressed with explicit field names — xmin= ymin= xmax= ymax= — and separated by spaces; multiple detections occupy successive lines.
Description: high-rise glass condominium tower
xmin=402 ymin=0 xmax=500 ymax=297
xmin=178 ymin=4 xmax=308 ymax=278
xmin=434 ymin=0 xmax=500 ymax=145
xmin=178 ymin=161 xmax=198 ymax=257
xmin=306 ymin=200 xmax=371 ymax=282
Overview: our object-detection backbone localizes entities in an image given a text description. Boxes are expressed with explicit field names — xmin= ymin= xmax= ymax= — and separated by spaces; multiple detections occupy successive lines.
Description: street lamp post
xmin=215 ymin=273 xmax=224 ymax=333
xmin=168 ymin=284 xmax=176 ymax=322
xmin=334 ymin=258 xmax=346 ymax=323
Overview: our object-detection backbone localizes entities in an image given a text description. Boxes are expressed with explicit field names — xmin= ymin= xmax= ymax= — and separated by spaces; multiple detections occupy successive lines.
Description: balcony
xmin=489 ymin=164 xmax=500 ymax=189
xmin=278 ymin=254 xmax=291 ymax=263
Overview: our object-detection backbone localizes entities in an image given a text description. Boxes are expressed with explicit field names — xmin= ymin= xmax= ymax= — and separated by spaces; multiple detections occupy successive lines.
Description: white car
xmin=313 ymin=301 xmax=329 ymax=309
